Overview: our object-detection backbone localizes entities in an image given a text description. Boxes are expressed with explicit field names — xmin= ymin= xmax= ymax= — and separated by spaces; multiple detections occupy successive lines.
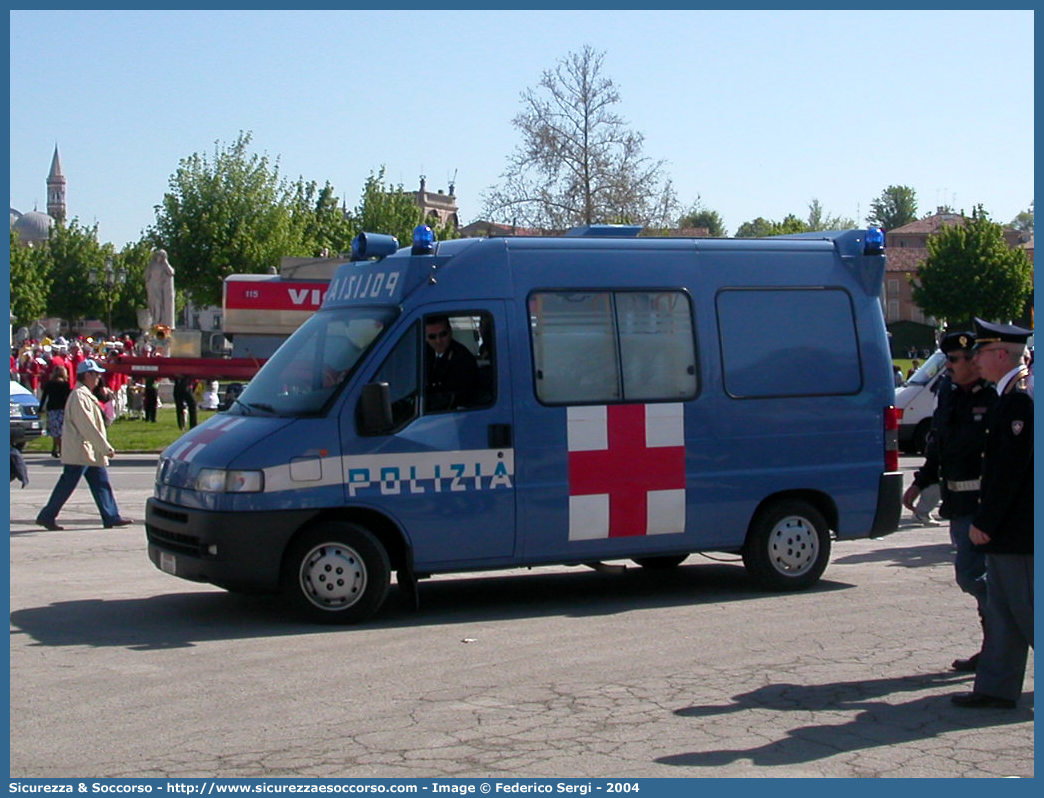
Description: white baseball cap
xmin=76 ymin=359 xmax=106 ymax=375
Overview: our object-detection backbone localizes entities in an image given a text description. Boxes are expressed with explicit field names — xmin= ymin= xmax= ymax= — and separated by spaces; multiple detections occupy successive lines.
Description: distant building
xmin=47 ymin=145 xmax=66 ymax=223
xmin=10 ymin=144 xmax=66 ymax=247
xmin=415 ymin=176 xmax=459 ymax=229
xmin=883 ymin=209 xmax=1029 ymax=355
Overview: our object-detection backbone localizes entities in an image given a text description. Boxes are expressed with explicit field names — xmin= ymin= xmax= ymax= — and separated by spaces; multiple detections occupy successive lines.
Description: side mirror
xmin=358 ymin=382 xmax=393 ymax=435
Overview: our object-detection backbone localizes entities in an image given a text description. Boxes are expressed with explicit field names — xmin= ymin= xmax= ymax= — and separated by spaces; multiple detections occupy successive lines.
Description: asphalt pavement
xmin=8 ymin=453 xmax=1034 ymax=778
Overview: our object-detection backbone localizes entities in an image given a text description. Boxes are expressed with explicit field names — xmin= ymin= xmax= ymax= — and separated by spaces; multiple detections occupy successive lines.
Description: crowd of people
xmin=12 ymin=335 xmax=141 ymax=433
xmin=11 ymin=333 xmax=220 ymax=437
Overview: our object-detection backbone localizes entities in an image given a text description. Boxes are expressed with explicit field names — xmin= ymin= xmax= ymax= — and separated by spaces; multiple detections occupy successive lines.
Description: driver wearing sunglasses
xmin=424 ymin=315 xmax=480 ymax=411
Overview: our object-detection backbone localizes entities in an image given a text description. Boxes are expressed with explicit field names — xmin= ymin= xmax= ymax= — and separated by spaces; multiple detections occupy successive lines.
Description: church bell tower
xmin=47 ymin=144 xmax=66 ymax=223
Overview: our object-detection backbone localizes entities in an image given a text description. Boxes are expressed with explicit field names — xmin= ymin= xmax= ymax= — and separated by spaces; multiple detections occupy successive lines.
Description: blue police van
xmin=146 ymin=225 xmax=902 ymax=623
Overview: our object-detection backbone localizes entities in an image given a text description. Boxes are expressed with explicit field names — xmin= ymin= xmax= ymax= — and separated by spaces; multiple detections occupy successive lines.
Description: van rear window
xmin=529 ymin=290 xmax=697 ymax=404
xmin=717 ymin=288 xmax=862 ymax=398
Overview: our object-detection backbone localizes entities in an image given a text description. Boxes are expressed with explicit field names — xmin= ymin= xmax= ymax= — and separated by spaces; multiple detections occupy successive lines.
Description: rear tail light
xmin=884 ymin=406 xmax=900 ymax=472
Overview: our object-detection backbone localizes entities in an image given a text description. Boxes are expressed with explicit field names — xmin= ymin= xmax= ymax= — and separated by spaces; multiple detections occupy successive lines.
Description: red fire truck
xmin=105 ymin=271 xmax=336 ymax=381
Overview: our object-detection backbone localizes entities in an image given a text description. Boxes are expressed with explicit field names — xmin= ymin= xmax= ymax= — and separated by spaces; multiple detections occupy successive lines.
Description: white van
xmin=895 ymin=351 xmax=946 ymax=453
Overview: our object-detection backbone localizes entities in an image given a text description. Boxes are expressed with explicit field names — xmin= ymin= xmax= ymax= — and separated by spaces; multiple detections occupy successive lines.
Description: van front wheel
xmin=282 ymin=522 xmax=390 ymax=624
xmin=742 ymin=501 xmax=830 ymax=591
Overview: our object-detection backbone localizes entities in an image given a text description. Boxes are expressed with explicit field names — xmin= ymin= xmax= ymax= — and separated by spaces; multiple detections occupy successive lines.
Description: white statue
xmin=145 ymin=249 xmax=176 ymax=329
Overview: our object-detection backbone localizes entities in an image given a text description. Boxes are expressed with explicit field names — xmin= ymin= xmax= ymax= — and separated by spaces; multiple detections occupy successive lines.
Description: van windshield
xmin=232 ymin=307 xmax=397 ymax=416
xmin=906 ymin=350 xmax=946 ymax=386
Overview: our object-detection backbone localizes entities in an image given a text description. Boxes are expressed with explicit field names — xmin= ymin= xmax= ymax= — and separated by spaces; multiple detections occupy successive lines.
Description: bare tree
xmin=482 ymin=46 xmax=676 ymax=231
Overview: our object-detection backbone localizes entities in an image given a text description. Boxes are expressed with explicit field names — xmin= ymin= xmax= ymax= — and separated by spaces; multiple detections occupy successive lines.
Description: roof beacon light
xmin=412 ymin=225 xmax=436 ymax=255
xmin=350 ymin=232 xmax=399 ymax=262
xmin=864 ymin=227 xmax=885 ymax=255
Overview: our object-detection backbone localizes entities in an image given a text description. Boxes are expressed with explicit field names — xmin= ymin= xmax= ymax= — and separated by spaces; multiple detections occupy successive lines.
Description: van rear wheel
xmin=281 ymin=522 xmax=390 ymax=624
xmin=742 ymin=500 xmax=830 ymax=591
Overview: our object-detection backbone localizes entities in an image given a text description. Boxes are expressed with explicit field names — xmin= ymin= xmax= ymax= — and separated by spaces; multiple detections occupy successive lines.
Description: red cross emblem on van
xmin=567 ymin=403 xmax=686 ymax=540
xmin=165 ymin=415 xmax=247 ymax=462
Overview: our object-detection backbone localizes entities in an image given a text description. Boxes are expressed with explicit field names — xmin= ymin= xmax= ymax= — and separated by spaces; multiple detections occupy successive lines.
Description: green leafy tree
xmin=777 ymin=214 xmax=810 ymax=235
xmin=43 ymin=219 xmax=112 ymax=323
xmin=110 ymin=238 xmax=155 ymax=332
xmin=807 ymin=198 xmax=856 ymax=231
xmin=734 ymin=217 xmax=778 ymax=238
xmin=289 ymin=179 xmax=355 ymax=256
xmin=734 ymin=214 xmax=810 ymax=237
xmin=150 ymin=131 xmax=302 ymax=306
xmin=677 ymin=199 xmax=726 ymax=236
xmin=912 ymin=206 xmax=1033 ymax=328
xmin=1010 ymin=201 xmax=1033 ymax=236
xmin=866 ymin=185 xmax=918 ymax=231
xmin=483 ymin=45 xmax=676 ymax=231
xmin=9 ymin=231 xmax=51 ymax=326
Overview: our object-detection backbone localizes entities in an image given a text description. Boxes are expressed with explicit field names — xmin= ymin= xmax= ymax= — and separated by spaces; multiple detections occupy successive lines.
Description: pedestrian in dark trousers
xmin=903 ymin=331 xmax=997 ymax=672
xmin=35 ymin=359 xmax=133 ymax=531
xmin=173 ymin=376 xmax=197 ymax=430
xmin=143 ymin=378 xmax=158 ymax=422
xmin=11 ymin=429 xmax=29 ymax=487
xmin=951 ymin=319 xmax=1033 ymax=710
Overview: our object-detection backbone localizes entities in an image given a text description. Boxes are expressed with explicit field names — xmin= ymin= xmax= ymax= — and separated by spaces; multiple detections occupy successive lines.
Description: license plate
xmin=160 ymin=552 xmax=177 ymax=575
xmin=30 ymin=422 xmax=39 ymax=429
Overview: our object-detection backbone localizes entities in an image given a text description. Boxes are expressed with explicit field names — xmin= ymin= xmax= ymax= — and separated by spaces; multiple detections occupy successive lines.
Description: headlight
xmin=226 ymin=470 xmax=264 ymax=493
xmin=195 ymin=468 xmax=264 ymax=493
xmin=11 ymin=403 xmax=21 ymax=418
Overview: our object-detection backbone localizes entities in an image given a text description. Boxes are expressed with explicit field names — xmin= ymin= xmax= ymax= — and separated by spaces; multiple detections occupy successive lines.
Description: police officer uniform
xmin=910 ymin=331 xmax=997 ymax=671
xmin=425 ymin=338 xmax=479 ymax=411
xmin=951 ymin=319 xmax=1033 ymax=709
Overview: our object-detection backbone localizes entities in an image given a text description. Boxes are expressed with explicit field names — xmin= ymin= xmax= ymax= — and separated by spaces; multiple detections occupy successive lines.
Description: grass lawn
xmin=25 ymin=405 xmax=222 ymax=454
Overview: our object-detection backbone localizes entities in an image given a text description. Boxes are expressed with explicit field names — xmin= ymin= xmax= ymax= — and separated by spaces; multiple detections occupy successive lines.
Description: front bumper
xmin=145 ymin=497 xmax=317 ymax=592
xmin=11 ymin=418 xmax=43 ymax=440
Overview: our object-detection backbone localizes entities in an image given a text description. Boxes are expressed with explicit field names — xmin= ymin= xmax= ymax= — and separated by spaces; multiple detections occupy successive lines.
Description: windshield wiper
xmin=234 ymin=399 xmax=276 ymax=415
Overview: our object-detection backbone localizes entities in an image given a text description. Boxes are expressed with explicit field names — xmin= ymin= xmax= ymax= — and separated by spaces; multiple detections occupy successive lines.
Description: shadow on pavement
xmin=833 ymin=541 xmax=954 ymax=569
xmin=10 ymin=562 xmax=855 ymax=649
xmin=660 ymin=673 xmax=1033 ymax=769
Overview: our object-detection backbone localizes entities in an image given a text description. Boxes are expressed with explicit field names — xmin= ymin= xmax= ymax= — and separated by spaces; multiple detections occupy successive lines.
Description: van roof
xmin=420 ymin=227 xmax=875 ymax=258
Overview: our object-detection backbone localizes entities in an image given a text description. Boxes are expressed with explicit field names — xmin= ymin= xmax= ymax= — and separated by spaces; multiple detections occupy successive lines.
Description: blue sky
xmin=9 ymin=9 xmax=1035 ymax=248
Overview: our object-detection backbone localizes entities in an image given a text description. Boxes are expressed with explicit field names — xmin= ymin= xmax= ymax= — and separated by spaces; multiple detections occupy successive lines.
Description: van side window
xmin=717 ymin=288 xmax=862 ymax=398
xmin=529 ymin=290 xmax=697 ymax=404
xmin=365 ymin=312 xmax=497 ymax=433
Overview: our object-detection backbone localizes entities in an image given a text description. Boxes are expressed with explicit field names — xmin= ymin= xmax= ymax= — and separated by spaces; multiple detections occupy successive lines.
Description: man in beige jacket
xmin=36 ymin=359 xmax=132 ymax=531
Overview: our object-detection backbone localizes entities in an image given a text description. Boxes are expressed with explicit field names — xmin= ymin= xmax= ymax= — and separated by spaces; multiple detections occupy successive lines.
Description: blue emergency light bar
xmin=864 ymin=227 xmax=885 ymax=255
xmin=412 ymin=225 xmax=436 ymax=255
xmin=350 ymin=232 xmax=399 ymax=262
